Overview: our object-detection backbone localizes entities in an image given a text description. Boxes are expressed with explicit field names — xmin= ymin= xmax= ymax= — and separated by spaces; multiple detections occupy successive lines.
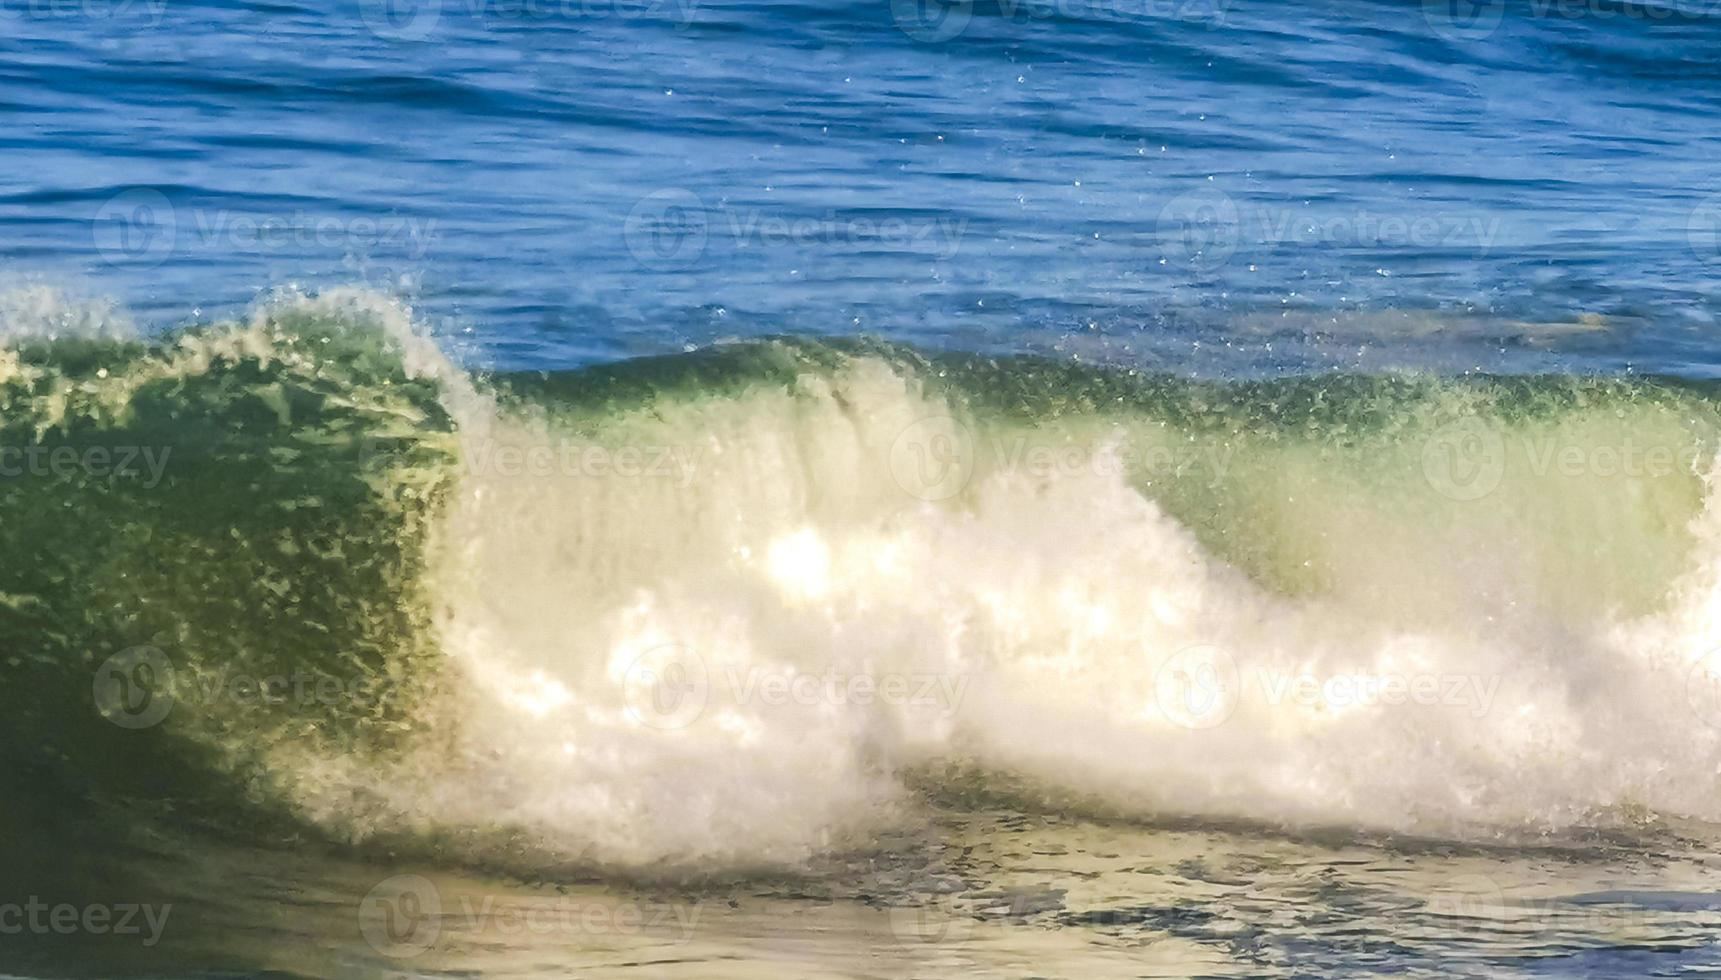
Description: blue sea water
xmin=3 ymin=0 xmax=1721 ymax=372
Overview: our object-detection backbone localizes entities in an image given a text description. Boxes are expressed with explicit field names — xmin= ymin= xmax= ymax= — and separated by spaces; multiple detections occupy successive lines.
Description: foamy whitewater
xmin=12 ymin=290 xmax=1721 ymax=887
xmin=310 ymin=292 xmax=1721 ymax=867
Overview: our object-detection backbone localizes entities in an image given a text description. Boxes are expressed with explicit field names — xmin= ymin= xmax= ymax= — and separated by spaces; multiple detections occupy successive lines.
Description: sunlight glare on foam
xmin=504 ymin=669 xmax=575 ymax=719
xmin=266 ymin=320 xmax=1721 ymax=866
xmin=767 ymin=527 xmax=832 ymax=601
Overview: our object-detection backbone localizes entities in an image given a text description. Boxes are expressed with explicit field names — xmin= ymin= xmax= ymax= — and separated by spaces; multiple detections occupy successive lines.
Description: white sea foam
xmin=249 ymin=290 xmax=1721 ymax=869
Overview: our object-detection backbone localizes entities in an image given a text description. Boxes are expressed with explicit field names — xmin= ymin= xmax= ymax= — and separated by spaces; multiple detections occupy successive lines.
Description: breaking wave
xmin=9 ymin=288 xmax=1721 ymax=874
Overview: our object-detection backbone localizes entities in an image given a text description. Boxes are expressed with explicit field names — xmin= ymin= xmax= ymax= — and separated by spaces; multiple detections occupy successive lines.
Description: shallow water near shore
xmin=20 ymin=803 xmax=1721 ymax=979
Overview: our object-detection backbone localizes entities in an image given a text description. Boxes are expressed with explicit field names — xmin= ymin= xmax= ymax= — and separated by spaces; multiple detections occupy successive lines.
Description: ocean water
xmin=7 ymin=2 xmax=1721 ymax=978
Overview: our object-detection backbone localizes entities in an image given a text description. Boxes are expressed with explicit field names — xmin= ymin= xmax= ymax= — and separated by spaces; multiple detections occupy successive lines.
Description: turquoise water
xmin=8 ymin=3 xmax=1721 ymax=978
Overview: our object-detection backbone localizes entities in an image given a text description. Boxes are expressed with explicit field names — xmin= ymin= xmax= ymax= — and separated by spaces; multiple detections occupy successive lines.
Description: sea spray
xmin=8 ymin=290 xmax=1721 ymax=876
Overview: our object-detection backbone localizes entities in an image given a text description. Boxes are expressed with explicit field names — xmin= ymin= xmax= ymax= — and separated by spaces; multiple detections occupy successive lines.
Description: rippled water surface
xmin=3 ymin=0 xmax=1721 ymax=371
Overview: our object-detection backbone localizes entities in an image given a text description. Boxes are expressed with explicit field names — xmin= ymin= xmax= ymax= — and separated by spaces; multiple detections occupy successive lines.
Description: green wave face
xmin=7 ymin=292 xmax=1721 ymax=874
xmin=0 ymin=296 xmax=457 ymax=832
xmin=522 ymin=345 xmax=1719 ymax=622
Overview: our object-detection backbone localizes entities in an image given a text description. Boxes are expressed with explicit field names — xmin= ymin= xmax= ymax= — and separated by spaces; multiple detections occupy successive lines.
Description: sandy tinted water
xmin=14 ymin=806 xmax=1721 ymax=979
